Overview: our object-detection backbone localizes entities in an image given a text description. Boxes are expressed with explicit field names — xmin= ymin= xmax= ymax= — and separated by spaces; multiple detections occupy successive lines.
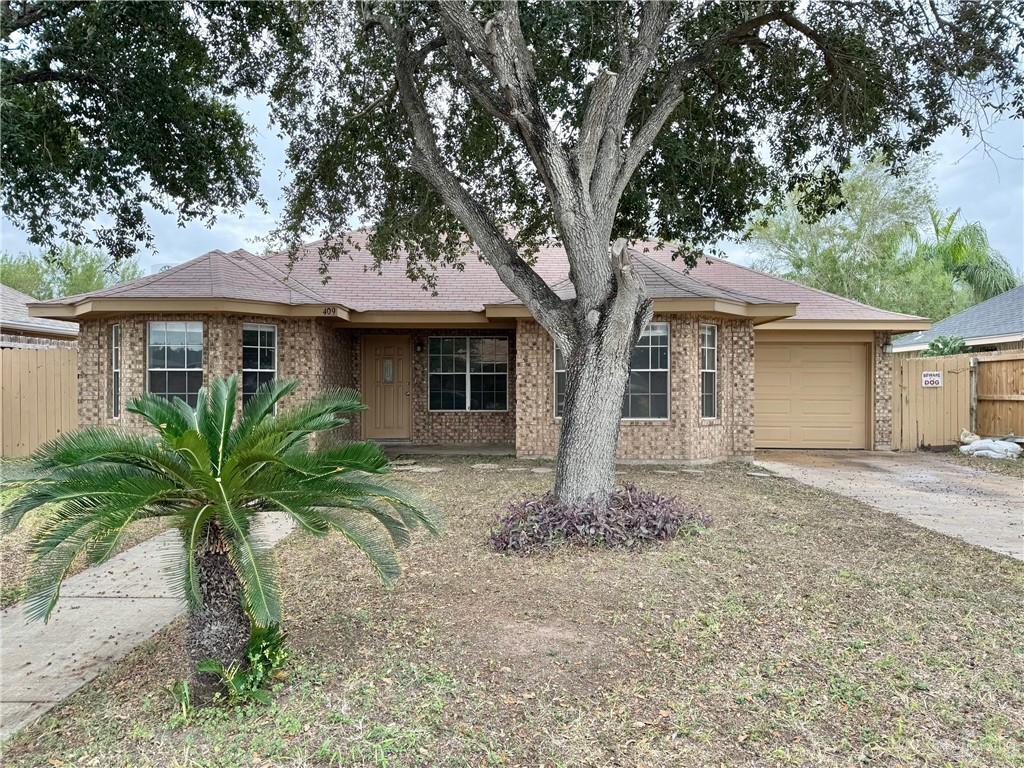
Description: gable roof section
xmin=892 ymin=285 xmax=1024 ymax=351
xmin=27 ymin=234 xmax=928 ymax=331
xmin=1 ymin=284 xmax=78 ymax=337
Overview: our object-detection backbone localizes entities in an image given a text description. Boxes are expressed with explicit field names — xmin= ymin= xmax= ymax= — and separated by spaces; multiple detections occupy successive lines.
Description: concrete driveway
xmin=755 ymin=451 xmax=1023 ymax=560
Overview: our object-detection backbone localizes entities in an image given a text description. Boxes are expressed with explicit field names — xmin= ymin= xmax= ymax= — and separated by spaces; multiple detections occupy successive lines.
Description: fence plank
xmin=892 ymin=352 xmax=1024 ymax=449
xmin=1 ymin=347 xmax=79 ymax=458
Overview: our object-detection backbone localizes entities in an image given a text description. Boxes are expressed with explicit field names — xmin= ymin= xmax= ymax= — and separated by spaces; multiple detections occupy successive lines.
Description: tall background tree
xmin=1 ymin=246 xmax=143 ymax=299
xmin=267 ymin=1 xmax=1024 ymax=502
xmin=0 ymin=1 xmax=293 ymax=262
xmin=748 ymin=157 xmax=1021 ymax=319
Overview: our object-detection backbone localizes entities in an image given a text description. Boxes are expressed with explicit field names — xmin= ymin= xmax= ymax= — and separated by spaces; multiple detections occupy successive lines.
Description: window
xmin=242 ymin=323 xmax=276 ymax=405
xmin=428 ymin=336 xmax=508 ymax=411
xmin=148 ymin=321 xmax=203 ymax=406
xmin=699 ymin=323 xmax=718 ymax=419
xmin=554 ymin=322 xmax=670 ymax=420
xmin=110 ymin=324 xmax=121 ymax=418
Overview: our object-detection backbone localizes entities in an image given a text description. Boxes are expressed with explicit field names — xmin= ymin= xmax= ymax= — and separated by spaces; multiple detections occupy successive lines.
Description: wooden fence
xmin=892 ymin=352 xmax=1024 ymax=451
xmin=1 ymin=347 xmax=79 ymax=458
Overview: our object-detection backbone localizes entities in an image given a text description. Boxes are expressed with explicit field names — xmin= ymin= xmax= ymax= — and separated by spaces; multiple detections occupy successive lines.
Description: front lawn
xmin=3 ymin=457 xmax=1022 ymax=766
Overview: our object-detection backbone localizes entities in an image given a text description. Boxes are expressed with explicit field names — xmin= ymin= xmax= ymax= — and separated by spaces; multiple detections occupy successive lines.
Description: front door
xmin=361 ymin=335 xmax=412 ymax=440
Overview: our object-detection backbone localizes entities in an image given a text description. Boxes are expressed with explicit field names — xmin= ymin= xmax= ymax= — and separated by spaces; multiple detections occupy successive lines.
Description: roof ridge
xmin=246 ymin=251 xmax=335 ymax=304
xmin=46 ymin=250 xmax=221 ymax=304
xmin=698 ymin=255 xmax=925 ymax=320
xmin=632 ymin=251 xmax=774 ymax=304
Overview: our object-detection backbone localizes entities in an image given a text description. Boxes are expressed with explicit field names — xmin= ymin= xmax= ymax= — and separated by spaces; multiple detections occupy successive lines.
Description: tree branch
xmin=365 ymin=8 xmax=570 ymax=341
xmin=1 ymin=1 xmax=85 ymax=41
xmin=3 ymin=67 xmax=95 ymax=86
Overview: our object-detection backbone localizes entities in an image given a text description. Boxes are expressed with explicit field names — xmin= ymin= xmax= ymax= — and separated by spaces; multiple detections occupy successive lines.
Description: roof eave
xmin=0 ymin=319 xmax=79 ymax=337
xmin=485 ymin=298 xmax=798 ymax=320
xmin=761 ymin=318 xmax=932 ymax=331
xmin=27 ymin=298 xmax=351 ymax=321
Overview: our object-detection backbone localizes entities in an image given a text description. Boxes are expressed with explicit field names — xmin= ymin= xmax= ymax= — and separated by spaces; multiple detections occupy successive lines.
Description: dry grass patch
xmin=3 ymin=456 xmax=1022 ymax=767
xmin=945 ymin=449 xmax=1024 ymax=479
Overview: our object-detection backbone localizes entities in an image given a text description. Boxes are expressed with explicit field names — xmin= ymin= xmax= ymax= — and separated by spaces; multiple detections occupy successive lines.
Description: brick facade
xmin=514 ymin=315 xmax=756 ymax=462
xmin=338 ymin=328 xmax=516 ymax=446
xmin=873 ymin=331 xmax=893 ymax=451
xmin=76 ymin=313 xmax=894 ymax=458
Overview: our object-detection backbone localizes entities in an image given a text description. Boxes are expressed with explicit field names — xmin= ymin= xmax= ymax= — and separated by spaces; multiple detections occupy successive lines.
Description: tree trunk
xmin=185 ymin=521 xmax=250 ymax=704
xmin=554 ymin=291 xmax=649 ymax=505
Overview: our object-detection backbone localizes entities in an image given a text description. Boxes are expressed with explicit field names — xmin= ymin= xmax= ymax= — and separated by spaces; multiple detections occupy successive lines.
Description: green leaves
xmin=3 ymin=375 xmax=441 ymax=627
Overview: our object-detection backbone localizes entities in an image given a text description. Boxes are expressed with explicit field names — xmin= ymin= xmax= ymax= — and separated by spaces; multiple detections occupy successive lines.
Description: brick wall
xmin=77 ymin=314 xmax=349 ymax=432
xmin=76 ymin=316 xmax=513 ymax=447
xmin=514 ymin=315 xmax=756 ymax=462
xmin=873 ymin=331 xmax=893 ymax=450
xmin=341 ymin=328 xmax=516 ymax=446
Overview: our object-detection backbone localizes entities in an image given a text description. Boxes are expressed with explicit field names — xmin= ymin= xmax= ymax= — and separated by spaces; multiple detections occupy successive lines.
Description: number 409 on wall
xmin=921 ymin=371 xmax=943 ymax=388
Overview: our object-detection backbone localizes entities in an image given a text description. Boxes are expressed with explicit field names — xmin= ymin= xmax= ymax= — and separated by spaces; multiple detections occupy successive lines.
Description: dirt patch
xmin=2 ymin=456 xmax=1022 ymax=767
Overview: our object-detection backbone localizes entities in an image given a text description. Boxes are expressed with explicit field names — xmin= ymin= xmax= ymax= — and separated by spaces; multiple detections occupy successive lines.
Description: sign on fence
xmin=921 ymin=371 xmax=943 ymax=388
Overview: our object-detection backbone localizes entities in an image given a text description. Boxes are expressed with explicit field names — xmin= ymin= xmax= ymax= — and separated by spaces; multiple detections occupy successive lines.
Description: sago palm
xmin=2 ymin=375 xmax=440 ymax=700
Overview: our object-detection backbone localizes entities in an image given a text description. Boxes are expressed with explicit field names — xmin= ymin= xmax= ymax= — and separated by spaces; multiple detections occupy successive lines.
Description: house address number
xmin=921 ymin=371 xmax=943 ymax=388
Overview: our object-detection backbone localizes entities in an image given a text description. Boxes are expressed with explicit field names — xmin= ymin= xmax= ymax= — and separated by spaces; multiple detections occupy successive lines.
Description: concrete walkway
xmin=0 ymin=513 xmax=293 ymax=741
xmin=755 ymin=451 xmax=1023 ymax=560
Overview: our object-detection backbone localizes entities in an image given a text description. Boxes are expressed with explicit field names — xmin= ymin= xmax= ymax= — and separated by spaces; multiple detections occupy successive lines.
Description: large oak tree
xmin=269 ymin=1 xmax=1022 ymax=502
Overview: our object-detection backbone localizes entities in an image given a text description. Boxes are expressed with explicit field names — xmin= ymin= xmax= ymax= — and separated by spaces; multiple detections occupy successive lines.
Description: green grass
xmin=2 ymin=457 xmax=1022 ymax=766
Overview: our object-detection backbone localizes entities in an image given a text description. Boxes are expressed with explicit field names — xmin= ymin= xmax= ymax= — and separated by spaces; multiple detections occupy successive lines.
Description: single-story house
xmin=892 ymin=285 xmax=1024 ymax=355
xmin=28 ymin=236 xmax=929 ymax=460
xmin=1 ymin=284 xmax=78 ymax=348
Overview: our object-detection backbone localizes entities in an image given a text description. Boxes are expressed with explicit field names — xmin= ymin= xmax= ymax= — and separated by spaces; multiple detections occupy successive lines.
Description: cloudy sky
xmin=2 ymin=97 xmax=1022 ymax=276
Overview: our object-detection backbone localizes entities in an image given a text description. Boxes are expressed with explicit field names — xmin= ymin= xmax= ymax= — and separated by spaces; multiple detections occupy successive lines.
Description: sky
xmin=2 ymin=97 xmax=1022 ymax=276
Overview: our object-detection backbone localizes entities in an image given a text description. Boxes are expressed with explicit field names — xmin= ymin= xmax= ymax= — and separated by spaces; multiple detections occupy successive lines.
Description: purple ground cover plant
xmin=490 ymin=483 xmax=710 ymax=554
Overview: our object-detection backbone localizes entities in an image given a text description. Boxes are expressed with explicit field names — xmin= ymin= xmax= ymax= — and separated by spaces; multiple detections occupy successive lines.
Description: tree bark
xmin=554 ymin=250 xmax=651 ymax=504
xmin=185 ymin=521 xmax=249 ymax=704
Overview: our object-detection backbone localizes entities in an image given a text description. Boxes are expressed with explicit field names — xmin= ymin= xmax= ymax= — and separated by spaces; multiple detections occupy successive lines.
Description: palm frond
xmin=125 ymin=392 xmax=193 ymax=437
xmin=199 ymin=375 xmax=238 ymax=474
xmin=321 ymin=510 xmax=401 ymax=584
xmin=216 ymin=504 xmax=281 ymax=627
xmin=177 ymin=505 xmax=215 ymax=608
xmin=33 ymin=426 xmax=192 ymax=484
xmin=227 ymin=378 xmax=299 ymax=452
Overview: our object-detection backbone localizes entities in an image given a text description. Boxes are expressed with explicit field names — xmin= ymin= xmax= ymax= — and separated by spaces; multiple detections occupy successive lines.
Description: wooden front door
xmin=361 ymin=335 xmax=412 ymax=440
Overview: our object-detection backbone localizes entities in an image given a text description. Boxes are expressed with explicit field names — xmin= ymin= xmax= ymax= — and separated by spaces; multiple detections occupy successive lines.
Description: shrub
xmin=490 ymin=483 xmax=709 ymax=554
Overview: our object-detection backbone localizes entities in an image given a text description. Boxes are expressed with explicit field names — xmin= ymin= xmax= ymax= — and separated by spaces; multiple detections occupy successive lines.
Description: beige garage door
xmin=755 ymin=343 xmax=869 ymax=449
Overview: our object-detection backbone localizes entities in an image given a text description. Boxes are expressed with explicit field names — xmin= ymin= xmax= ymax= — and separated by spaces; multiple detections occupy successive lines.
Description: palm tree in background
xmin=913 ymin=208 xmax=1020 ymax=303
xmin=3 ymin=376 xmax=440 ymax=701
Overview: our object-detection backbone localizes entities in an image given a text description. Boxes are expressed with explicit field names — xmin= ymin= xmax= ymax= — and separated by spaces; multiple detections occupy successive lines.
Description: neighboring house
xmin=28 ymin=237 xmax=928 ymax=459
xmin=892 ymin=285 xmax=1024 ymax=355
xmin=1 ymin=284 xmax=78 ymax=347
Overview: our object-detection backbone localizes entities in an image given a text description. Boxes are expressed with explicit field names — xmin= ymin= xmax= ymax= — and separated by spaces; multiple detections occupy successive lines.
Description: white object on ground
xmin=958 ymin=438 xmax=1021 ymax=460
xmin=960 ymin=428 xmax=980 ymax=444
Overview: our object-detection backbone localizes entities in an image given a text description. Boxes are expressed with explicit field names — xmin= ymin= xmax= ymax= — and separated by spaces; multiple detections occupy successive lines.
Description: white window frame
xmin=553 ymin=322 xmax=671 ymax=421
xmin=110 ymin=323 xmax=121 ymax=419
xmin=241 ymin=322 xmax=277 ymax=404
xmin=427 ymin=336 xmax=510 ymax=412
xmin=146 ymin=321 xmax=204 ymax=406
xmin=699 ymin=323 xmax=718 ymax=420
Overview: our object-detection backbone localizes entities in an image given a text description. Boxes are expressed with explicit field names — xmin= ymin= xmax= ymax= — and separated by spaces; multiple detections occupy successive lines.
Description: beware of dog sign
xmin=921 ymin=371 xmax=943 ymax=388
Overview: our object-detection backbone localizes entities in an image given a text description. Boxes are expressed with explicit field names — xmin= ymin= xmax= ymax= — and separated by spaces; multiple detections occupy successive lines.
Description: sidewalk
xmin=0 ymin=513 xmax=293 ymax=741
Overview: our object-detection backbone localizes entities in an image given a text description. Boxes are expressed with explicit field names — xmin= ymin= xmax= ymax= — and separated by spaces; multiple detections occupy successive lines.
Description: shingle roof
xmin=892 ymin=285 xmax=1024 ymax=350
xmin=1 ymin=284 xmax=78 ymax=336
xmin=28 ymin=234 xmax=925 ymax=324
xmin=43 ymin=249 xmax=332 ymax=306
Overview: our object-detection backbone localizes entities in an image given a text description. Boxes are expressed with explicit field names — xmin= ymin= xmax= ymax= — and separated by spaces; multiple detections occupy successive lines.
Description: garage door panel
xmin=755 ymin=343 xmax=868 ymax=449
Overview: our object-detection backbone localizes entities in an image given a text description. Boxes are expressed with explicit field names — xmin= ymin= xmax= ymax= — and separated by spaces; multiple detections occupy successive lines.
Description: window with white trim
xmin=147 ymin=321 xmax=203 ymax=407
xmin=110 ymin=324 xmax=121 ymax=418
xmin=554 ymin=322 xmax=670 ymax=420
xmin=428 ymin=336 xmax=508 ymax=411
xmin=242 ymin=323 xmax=276 ymax=405
xmin=699 ymin=323 xmax=718 ymax=419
